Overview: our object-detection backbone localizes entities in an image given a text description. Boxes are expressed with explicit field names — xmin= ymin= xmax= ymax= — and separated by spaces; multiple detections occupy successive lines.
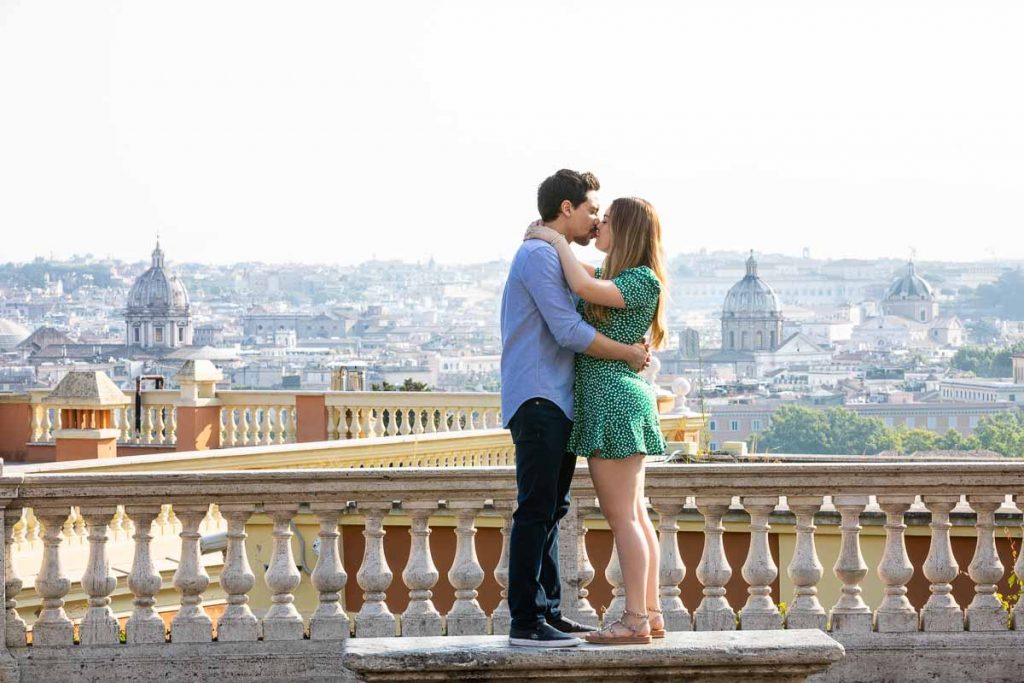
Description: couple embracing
xmin=500 ymin=169 xmax=668 ymax=648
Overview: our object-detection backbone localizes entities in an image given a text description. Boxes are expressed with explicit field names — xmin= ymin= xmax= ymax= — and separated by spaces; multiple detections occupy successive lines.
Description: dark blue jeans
xmin=507 ymin=398 xmax=577 ymax=629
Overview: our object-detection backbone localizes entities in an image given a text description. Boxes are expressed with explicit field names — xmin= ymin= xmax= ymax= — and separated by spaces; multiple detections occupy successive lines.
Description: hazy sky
xmin=1 ymin=1 xmax=1022 ymax=266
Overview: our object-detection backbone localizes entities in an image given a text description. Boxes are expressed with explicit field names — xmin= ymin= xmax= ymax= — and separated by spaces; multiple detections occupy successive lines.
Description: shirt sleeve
xmin=612 ymin=267 xmax=661 ymax=309
xmin=521 ymin=246 xmax=598 ymax=353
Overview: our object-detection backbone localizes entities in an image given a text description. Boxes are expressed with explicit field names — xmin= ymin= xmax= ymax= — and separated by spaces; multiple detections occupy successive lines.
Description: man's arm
xmin=585 ymin=333 xmax=650 ymax=372
xmin=521 ymin=247 xmax=649 ymax=371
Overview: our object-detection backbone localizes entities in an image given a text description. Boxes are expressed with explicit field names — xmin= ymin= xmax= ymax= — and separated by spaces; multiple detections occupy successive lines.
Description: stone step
xmin=343 ymin=630 xmax=846 ymax=682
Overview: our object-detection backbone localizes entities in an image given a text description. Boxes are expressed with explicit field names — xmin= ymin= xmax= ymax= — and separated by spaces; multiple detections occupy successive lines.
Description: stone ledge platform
xmin=344 ymin=630 xmax=845 ymax=682
xmin=7 ymin=631 xmax=845 ymax=683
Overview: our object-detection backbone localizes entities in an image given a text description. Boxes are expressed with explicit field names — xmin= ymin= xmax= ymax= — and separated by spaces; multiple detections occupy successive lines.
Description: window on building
xmin=709 ymin=442 xmax=719 ymax=452
xmin=178 ymin=327 xmax=184 ymax=342
xmin=709 ymin=420 xmax=717 ymax=432
xmin=133 ymin=327 xmax=140 ymax=343
xmin=970 ymin=416 xmax=979 ymax=428
xmin=730 ymin=420 xmax=740 ymax=431
xmin=927 ymin=417 xmax=937 ymax=429
xmin=905 ymin=417 xmax=915 ymax=428
xmin=751 ymin=419 xmax=762 ymax=431
xmin=884 ymin=417 xmax=893 ymax=427
xmin=154 ymin=327 xmax=164 ymax=343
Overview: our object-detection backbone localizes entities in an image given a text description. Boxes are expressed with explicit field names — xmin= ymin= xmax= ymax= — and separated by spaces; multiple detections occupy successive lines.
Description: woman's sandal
xmin=584 ymin=609 xmax=652 ymax=645
xmin=649 ymin=606 xmax=666 ymax=638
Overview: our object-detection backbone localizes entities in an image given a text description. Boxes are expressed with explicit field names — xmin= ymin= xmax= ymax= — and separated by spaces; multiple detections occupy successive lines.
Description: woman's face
xmin=595 ymin=211 xmax=614 ymax=253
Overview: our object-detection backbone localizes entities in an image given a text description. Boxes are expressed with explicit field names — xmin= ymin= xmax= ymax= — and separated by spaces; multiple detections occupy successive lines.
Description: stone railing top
xmin=4 ymin=429 xmax=517 ymax=474
xmin=6 ymin=459 xmax=1024 ymax=509
xmin=323 ymin=391 xmax=500 ymax=408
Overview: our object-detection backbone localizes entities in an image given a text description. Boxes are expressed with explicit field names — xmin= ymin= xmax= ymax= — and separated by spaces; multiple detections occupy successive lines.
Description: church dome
xmin=0 ymin=319 xmax=30 ymax=351
xmin=126 ymin=241 xmax=190 ymax=313
xmin=722 ymin=252 xmax=782 ymax=318
xmin=885 ymin=261 xmax=934 ymax=301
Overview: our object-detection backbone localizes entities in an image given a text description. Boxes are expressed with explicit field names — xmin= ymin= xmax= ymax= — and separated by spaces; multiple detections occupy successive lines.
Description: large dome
xmin=722 ymin=252 xmax=782 ymax=318
xmin=126 ymin=242 xmax=190 ymax=313
xmin=0 ymin=319 xmax=30 ymax=351
xmin=885 ymin=261 xmax=934 ymax=301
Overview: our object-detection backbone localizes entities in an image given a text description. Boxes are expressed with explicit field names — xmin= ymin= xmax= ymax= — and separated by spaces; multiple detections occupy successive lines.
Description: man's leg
xmin=507 ymin=400 xmax=572 ymax=630
xmin=539 ymin=444 xmax=577 ymax=621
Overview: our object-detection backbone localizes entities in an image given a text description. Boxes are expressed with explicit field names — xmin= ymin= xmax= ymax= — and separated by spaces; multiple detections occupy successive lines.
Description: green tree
xmin=823 ymin=408 xmax=891 ymax=455
xmin=974 ymin=411 xmax=1024 ymax=457
xmin=756 ymin=406 xmax=830 ymax=454
xmin=937 ymin=428 xmax=980 ymax=451
xmin=371 ymin=378 xmax=431 ymax=392
xmin=893 ymin=428 xmax=941 ymax=454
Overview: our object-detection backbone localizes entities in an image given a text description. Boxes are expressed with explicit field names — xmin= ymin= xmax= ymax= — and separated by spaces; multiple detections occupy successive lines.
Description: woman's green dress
xmin=568 ymin=266 xmax=666 ymax=460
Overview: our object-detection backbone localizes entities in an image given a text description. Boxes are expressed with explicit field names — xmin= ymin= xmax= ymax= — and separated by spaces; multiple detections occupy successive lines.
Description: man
xmin=500 ymin=169 xmax=649 ymax=647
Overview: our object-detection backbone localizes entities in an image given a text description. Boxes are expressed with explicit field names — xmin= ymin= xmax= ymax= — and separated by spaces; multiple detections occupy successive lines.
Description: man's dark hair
xmin=537 ymin=169 xmax=600 ymax=221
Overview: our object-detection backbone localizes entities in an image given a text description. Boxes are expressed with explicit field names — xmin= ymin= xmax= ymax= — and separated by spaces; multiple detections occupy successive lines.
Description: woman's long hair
xmin=583 ymin=197 xmax=668 ymax=349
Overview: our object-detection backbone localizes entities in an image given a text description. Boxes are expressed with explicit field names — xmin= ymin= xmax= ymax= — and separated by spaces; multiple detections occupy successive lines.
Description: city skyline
xmin=2 ymin=1 xmax=1023 ymax=265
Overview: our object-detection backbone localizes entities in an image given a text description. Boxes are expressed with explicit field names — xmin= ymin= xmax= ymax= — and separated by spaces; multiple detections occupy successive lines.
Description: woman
xmin=525 ymin=197 xmax=668 ymax=645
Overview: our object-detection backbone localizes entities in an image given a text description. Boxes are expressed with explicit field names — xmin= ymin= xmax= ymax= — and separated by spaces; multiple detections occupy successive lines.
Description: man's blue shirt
xmin=500 ymin=239 xmax=597 ymax=427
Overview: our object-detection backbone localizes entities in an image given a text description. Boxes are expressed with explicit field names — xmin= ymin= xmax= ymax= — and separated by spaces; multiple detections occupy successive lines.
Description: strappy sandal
xmin=648 ymin=606 xmax=665 ymax=638
xmin=584 ymin=609 xmax=651 ymax=645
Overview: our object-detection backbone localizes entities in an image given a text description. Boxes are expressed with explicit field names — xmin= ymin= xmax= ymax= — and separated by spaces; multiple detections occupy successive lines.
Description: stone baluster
xmin=216 ymin=506 xmax=260 ymax=641
xmin=155 ymin=406 xmax=166 ymax=445
xmin=116 ymin=406 xmax=130 ymax=443
xmin=1015 ymin=494 xmax=1024 ymax=631
xmin=276 ymin=406 xmax=287 ymax=444
xmin=262 ymin=505 xmax=305 ymax=640
xmin=309 ymin=505 xmax=349 ymax=640
xmin=921 ymin=495 xmax=963 ymax=632
xmin=556 ymin=498 xmax=598 ymax=625
xmin=30 ymin=403 xmax=43 ymax=442
xmin=491 ymin=503 xmax=514 ymax=635
xmin=239 ymin=406 xmax=252 ymax=445
xmin=965 ymin=495 xmax=1008 ymax=631
xmin=139 ymin=406 xmax=152 ymax=445
xmin=411 ymin=409 xmax=424 ymax=435
xmin=652 ymin=499 xmax=691 ymax=631
xmin=167 ymin=406 xmax=178 ymax=444
xmin=401 ymin=503 xmax=442 ymax=636
xmin=694 ymin=496 xmax=735 ymax=631
xmin=385 ymin=408 xmax=398 ymax=437
xmin=4 ymin=512 xmax=27 ymax=647
xmin=739 ymin=496 xmax=781 ymax=630
xmin=604 ymin=539 xmax=626 ymax=624
xmin=259 ymin=406 xmax=273 ymax=445
xmin=575 ymin=505 xmax=599 ymax=624
xmin=222 ymin=407 xmax=236 ymax=446
xmin=126 ymin=507 xmax=165 ymax=643
xmin=32 ymin=509 xmax=74 ymax=646
xmin=451 ymin=408 xmax=464 ymax=432
xmin=447 ymin=504 xmax=488 ymax=634
xmin=829 ymin=495 xmax=872 ymax=633
xmin=875 ymin=495 xmax=918 ymax=632
xmin=786 ymin=496 xmax=826 ymax=630
xmin=40 ymin=406 xmax=53 ymax=442
xmin=426 ymin=408 xmax=438 ymax=433
xmin=358 ymin=408 xmax=372 ymax=438
xmin=356 ymin=503 xmax=396 ymax=636
xmin=399 ymin=408 xmax=412 ymax=436
xmin=171 ymin=506 xmax=212 ymax=642
xmin=326 ymin=406 xmax=339 ymax=440
xmin=79 ymin=507 xmax=119 ymax=644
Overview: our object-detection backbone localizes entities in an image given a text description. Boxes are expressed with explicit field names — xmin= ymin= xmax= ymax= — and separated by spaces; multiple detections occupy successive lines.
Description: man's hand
xmin=626 ymin=342 xmax=651 ymax=372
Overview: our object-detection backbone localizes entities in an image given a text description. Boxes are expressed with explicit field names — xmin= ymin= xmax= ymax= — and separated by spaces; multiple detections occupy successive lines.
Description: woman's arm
xmin=525 ymin=226 xmax=625 ymax=308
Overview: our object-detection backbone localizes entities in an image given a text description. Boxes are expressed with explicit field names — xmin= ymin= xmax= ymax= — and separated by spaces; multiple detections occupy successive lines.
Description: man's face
xmin=566 ymin=190 xmax=600 ymax=246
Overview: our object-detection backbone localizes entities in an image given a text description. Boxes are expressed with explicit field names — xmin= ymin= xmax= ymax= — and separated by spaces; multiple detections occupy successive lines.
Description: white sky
xmin=1 ymin=1 xmax=1022 ymax=266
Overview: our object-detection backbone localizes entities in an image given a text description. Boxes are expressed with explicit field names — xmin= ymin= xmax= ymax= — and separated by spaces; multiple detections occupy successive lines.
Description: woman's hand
xmin=524 ymin=223 xmax=564 ymax=245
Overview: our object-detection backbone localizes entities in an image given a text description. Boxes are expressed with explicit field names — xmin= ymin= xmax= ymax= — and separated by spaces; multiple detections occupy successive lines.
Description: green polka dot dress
xmin=568 ymin=266 xmax=666 ymax=460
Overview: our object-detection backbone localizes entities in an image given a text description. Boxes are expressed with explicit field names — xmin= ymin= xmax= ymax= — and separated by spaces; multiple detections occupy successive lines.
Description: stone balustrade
xmin=324 ymin=392 xmax=502 ymax=439
xmin=2 ymin=460 xmax=1024 ymax=680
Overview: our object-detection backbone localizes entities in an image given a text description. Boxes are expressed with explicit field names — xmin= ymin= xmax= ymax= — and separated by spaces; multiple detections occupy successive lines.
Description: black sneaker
xmin=546 ymin=615 xmax=597 ymax=634
xmin=509 ymin=622 xmax=583 ymax=648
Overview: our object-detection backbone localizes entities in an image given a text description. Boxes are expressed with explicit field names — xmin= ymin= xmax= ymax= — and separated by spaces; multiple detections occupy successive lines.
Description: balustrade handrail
xmin=6 ymin=460 xmax=1024 ymax=506
xmin=323 ymin=391 xmax=500 ymax=408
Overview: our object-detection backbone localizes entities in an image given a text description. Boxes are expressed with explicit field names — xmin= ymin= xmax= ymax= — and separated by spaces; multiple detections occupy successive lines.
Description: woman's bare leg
xmin=636 ymin=464 xmax=662 ymax=631
xmin=588 ymin=453 xmax=650 ymax=626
